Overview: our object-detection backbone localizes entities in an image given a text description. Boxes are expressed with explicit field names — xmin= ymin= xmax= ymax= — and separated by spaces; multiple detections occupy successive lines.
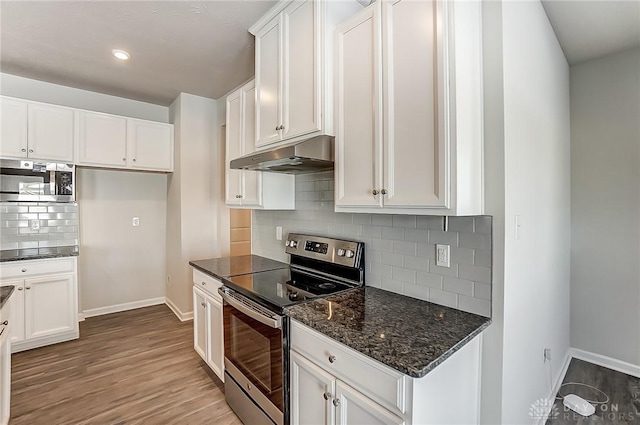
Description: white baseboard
xmin=570 ymin=348 xmax=640 ymax=378
xmin=165 ymin=297 xmax=194 ymax=322
xmin=82 ymin=297 xmax=166 ymax=318
xmin=534 ymin=349 xmax=573 ymax=425
xmin=78 ymin=313 xmax=85 ymax=322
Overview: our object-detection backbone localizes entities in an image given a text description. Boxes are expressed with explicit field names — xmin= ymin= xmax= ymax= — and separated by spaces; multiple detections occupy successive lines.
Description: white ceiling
xmin=0 ymin=1 xmax=277 ymax=106
xmin=542 ymin=0 xmax=640 ymax=65
xmin=2 ymin=1 xmax=638 ymax=105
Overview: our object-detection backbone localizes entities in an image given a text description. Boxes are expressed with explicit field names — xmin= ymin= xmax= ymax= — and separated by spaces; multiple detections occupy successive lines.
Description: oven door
xmin=220 ymin=287 xmax=284 ymax=425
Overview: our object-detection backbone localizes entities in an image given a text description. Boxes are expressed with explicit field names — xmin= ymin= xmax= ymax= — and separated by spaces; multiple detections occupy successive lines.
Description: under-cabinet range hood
xmin=230 ymin=135 xmax=333 ymax=174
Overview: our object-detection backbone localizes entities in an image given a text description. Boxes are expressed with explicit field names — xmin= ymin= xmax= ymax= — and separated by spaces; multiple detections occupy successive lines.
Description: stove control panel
xmin=285 ymin=233 xmax=363 ymax=268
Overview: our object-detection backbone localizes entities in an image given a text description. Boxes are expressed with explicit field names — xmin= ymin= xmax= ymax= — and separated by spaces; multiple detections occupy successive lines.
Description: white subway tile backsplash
xmin=380 ymin=252 xmax=404 ymax=267
xmin=1 ymin=202 xmax=79 ymax=251
xmin=459 ymin=263 xmax=492 ymax=284
xmin=253 ymin=174 xmax=492 ymax=316
xmin=371 ymin=214 xmax=393 ymax=226
xmin=429 ymin=288 xmax=458 ymax=309
xmin=443 ymin=276 xmax=474 ymax=296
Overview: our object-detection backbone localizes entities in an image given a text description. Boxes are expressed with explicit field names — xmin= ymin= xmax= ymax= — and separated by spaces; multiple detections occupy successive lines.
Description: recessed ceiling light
xmin=112 ymin=49 xmax=130 ymax=60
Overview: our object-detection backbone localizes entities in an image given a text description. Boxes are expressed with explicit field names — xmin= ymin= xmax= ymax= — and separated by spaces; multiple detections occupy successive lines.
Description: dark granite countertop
xmin=286 ymin=286 xmax=491 ymax=378
xmin=0 ymin=245 xmax=80 ymax=262
xmin=189 ymin=255 xmax=288 ymax=280
xmin=0 ymin=286 xmax=15 ymax=310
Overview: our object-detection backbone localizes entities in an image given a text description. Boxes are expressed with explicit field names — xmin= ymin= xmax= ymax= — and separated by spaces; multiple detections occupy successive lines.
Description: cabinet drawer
xmin=291 ymin=320 xmax=406 ymax=417
xmin=0 ymin=257 xmax=75 ymax=279
xmin=192 ymin=269 xmax=223 ymax=301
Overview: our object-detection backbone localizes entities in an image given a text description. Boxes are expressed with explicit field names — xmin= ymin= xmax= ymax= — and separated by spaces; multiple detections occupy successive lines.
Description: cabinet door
xmin=381 ymin=0 xmax=447 ymax=208
xmin=281 ymin=0 xmax=320 ymax=140
xmin=291 ymin=351 xmax=335 ymax=425
xmin=240 ymin=81 xmax=262 ymax=208
xmin=28 ymin=102 xmax=74 ymax=162
xmin=0 ymin=97 xmax=28 ymax=158
xmin=24 ymin=274 xmax=75 ymax=340
xmin=335 ymin=381 xmax=405 ymax=425
xmin=334 ymin=5 xmax=383 ymax=208
xmin=225 ymin=88 xmax=244 ymax=206
xmin=255 ymin=15 xmax=283 ymax=147
xmin=205 ymin=297 xmax=224 ymax=382
xmin=126 ymin=119 xmax=173 ymax=171
xmin=0 ymin=280 xmax=25 ymax=344
xmin=76 ymin=110 xmax=127 ymax=168
xmin=193 ymin=287 xmax=207 ymax=361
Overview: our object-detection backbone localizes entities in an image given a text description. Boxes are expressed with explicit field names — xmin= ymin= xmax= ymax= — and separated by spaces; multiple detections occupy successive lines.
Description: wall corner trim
xmin=165 ymin=297 xmax=194 ymax=322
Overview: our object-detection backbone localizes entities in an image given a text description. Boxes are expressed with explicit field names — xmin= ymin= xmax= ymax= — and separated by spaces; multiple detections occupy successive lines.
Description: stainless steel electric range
xmin=218 ymin=233 xmax=365 ymax=425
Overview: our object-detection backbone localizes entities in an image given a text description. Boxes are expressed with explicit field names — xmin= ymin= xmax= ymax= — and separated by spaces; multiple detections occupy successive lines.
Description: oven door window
xmin=224 ymin=304 xmax=283 ymax=411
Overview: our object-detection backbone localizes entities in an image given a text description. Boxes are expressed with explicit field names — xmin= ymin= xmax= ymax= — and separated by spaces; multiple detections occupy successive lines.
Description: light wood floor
xmin=10 ymin=304 xmax=241 ymax=425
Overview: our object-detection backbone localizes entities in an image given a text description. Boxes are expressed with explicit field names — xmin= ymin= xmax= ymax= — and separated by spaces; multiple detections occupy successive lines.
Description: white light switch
xmin=132 ymin=217 xmax=140 ymax=227
xmin=276 ymin=226 xmax=283 ymax=241
xmin=436 ymin=244 xmax=450 ymax=267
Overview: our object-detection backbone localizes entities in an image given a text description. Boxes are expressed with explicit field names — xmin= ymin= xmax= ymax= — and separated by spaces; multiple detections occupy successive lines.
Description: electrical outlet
xmin=29 ymin=219 xmax=40 ymax=231
xmin=436 ymin=244 xmax=450 ymax=267
xmin=132 ymin=217 xmax=140 ymax=227
xmin=276 ymin=226 xmax=283 ymax=241
xmin=544 ymin=348 xmax=551 ymax=362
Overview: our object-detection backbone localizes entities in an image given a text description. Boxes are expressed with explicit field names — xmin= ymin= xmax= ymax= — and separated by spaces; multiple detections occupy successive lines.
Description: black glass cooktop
xmin=226 ymin=268 xmax=354 ymax=312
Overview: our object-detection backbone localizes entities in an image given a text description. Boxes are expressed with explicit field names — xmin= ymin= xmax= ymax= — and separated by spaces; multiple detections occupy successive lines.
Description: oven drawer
xmin=291 ymin=320 xmax=407 ymax=417
xmin=0 ymin=257 xmax=75 ymax=279
xmin=192 ymin=269 xmax=223 ymax=301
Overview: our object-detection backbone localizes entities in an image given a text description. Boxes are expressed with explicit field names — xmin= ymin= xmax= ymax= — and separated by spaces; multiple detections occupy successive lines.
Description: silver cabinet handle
xmin=1 ymin=321 xmax=7 ymax=326
xmin=26 ymin=286 xmax=31 ymax=290
xmin=133 ymin=159 xmax=136 ymax=162
xmin=122 ymin=157 xmax=126 ymax=162
xmin=201 ymin=302 xmax=206 ymax=308
xmin=333 ymin=398 xmax=340 ymax=407
xmin=381 ymin=189 xmax=388 ymax=195
xmin=372 ymin=190 xmax=379 ymax=196
xmin=17 ymin=287 xmax=23 ymax=291
xmin=328 ymin=355 xmax=336 ymax=363
xmin=28 ymin=149 xmax=34 ymax=153
xmin=323 ymin=391 xmax=331 ymax=400
xmin=21 ymin=268 xmax=27 ymax=272
xmin=21 ymin=148 xmax=26 ymax=152
xmin=201 ymin=282 xmax=206 ymax=285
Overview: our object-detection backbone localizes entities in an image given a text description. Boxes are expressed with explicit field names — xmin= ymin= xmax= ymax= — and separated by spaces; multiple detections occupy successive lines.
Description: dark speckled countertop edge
xmin=189 ymin=254 xmax=289 ymax=281
xmin=0 ymin=286 xmax=15 ymax=310
xmin=0 ymin=245 xmax=79 ymax=262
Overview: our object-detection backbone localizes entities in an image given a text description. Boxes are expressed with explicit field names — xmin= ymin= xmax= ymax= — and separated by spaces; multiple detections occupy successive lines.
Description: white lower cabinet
xmin=291 ymin=320 xmax=481 ymax=425
xmin=0 ymin=297 xmax=11 ymax=425
xmin=192 ymin=270 xmax=224 ymax=382
xmin=0 ymin=257 xmax=79 ymax=353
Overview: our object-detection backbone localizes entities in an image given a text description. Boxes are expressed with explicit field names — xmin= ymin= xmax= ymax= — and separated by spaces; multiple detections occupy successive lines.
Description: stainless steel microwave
xmin=0 ymin=159 xmax=75 ymax=202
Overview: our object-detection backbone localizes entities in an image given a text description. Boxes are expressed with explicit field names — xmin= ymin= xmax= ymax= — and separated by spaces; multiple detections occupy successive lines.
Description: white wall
xmin=501 ymin=1 xmax=571 ymax=423
xmin=166 ymin=93 xmax=222 ymax=318
xmin=480 ymin=1 xmax=571 ymax=423
xmin=1 ymin=73 xmax=171 ymax=314
xmin=570 ymin=48 xmax=640 ymax=367
xmin=77 ymin=169 xmax=167 ymax=312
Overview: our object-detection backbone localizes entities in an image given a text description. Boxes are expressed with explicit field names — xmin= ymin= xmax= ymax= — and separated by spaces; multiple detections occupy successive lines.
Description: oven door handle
xmin=219 ymin=287 xmax=282 ymax=329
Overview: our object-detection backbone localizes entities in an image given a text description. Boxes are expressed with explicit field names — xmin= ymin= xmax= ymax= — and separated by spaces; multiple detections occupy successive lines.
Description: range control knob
xmin=288 ymin=240 xmax=298 ymax=248
xmin=345 ymin=249 xmax=355 ymax=258
xmin=285 ymin=240 xmax=290 ymax=247
xmin=337 ymin=248 xmax=345 ymax=257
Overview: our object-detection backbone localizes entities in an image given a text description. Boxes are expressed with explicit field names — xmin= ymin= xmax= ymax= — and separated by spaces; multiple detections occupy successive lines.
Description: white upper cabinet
xmin=126 ymin=119 xmax=174 ymax=171
xmin=76 ymin=110 xmax=128 ymax=168
xmin=334 ymin=0 xmax=484 ymax=216
xmin=76 ymin=112 xmax=173 ymax=172
xmin=28 ymin=103 xmax=75 ymax=162
xmin=0 ymin=97 xmax=28 ymax=158
xmin=225 ymin=79 xmax=294 ymax=210
xmin=251 ymin=0 xmax=364 ymax=149
xmin=0 ymin=97 xmax=74 ymax=162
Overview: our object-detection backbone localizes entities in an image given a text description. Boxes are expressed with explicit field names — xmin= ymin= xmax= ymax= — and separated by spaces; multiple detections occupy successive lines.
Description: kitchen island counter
xmin=286 ymin=286 xmax=491 ymax=378
xmin=189 ymin=254 xmax=288 ymax=281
